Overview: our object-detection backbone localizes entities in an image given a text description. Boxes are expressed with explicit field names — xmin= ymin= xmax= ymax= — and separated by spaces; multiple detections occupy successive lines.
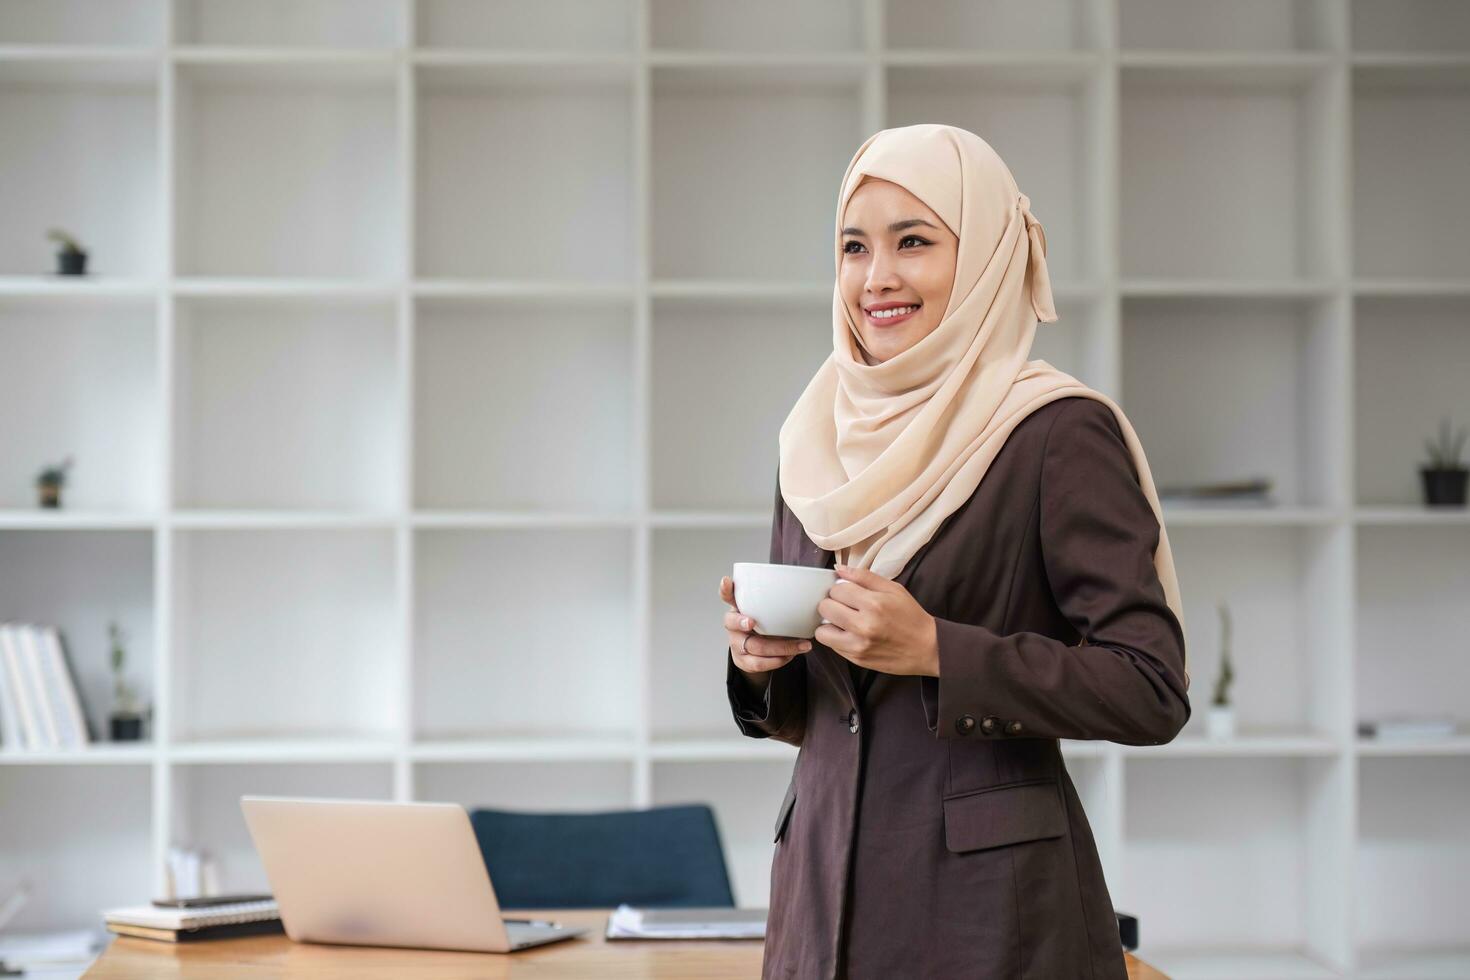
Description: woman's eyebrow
xmin=841 ymin=218 xmax=941 ymax=237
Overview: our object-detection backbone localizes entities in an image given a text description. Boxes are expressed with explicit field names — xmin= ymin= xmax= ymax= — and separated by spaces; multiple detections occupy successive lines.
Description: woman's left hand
xmin=815 ymin=564 xmax=940 ymax=677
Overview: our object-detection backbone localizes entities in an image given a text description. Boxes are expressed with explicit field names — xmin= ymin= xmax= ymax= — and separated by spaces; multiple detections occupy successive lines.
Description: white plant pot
xmin=1206 ymin=704 xmax=1235 ymax=740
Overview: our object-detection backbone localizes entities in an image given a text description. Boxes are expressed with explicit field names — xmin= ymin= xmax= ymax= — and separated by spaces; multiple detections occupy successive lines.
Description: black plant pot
xmin=37 ymin=482 xmax=62 ymax=508
xmin=1421 ymin=467 xmax=1468 ymax=507
xmin=56 ymin=249 xmax=87 ymax=275
xmin=110 ymin=712 xmax=145 ymax=741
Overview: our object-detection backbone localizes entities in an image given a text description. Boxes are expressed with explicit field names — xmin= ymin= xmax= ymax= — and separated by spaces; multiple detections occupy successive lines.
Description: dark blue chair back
xmin=468 ymin=803 xmax=736 ymax=910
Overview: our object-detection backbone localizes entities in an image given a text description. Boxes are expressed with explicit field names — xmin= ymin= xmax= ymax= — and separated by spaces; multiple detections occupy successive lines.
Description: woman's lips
xmin=865 ymin=304 xmax=920 ymax=328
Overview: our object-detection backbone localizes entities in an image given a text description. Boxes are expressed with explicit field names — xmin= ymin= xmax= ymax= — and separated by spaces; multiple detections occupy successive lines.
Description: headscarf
xmin=777 ymin=124 xmax=1187 ymax=683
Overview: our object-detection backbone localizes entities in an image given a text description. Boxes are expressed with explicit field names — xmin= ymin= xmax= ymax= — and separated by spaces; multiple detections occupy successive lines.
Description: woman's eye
xmin=842 ymin=236 xmax=928 ymax=254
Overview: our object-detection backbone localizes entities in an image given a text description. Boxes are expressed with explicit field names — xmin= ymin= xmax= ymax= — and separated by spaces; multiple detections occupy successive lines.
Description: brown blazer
xmin=726 ymin=395 xmax=1191 ymax=980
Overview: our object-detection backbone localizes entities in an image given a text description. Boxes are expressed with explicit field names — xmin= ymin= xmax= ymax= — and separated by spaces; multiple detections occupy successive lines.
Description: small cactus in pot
xmin=36 ymin=455 xmax=73 ymax=509
xmin=47 ymin=228 xmax=88 ymax=275
xmin=1420 ymin=416 xmax=1467 ymax=507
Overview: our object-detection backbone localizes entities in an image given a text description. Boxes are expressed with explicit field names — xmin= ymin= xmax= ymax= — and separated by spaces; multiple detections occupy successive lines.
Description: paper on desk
xmin=605 ymin=903 xmax=766 ymax=940
xmin=0 ymin=928 xmax=100 ymax=965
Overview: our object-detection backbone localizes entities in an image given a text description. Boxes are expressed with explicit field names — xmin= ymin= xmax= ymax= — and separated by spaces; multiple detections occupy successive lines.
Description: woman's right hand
xmin=720 ymin=575 xmax=812 ymax=674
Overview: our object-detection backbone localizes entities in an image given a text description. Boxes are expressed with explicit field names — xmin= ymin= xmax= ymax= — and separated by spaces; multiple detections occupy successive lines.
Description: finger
xmin=835 ymin=563 xmax=895 ymax=592
xmin=816 ymin=595 xmax=861 ymax=633
xmin=824 ymin=578 xmax=870 ymax=613
xmin=743 ymin=633 xmax=810 ymax=658
xmin=724 ymin=609 xmax=758 ymax=632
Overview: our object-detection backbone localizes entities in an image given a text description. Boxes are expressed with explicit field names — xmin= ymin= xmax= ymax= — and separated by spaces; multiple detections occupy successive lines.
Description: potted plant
xmin=108 ymin=620 xmax=147 ymax=742
xmin=47 ymin=228 xmax=88 ymax=275
xmin=35 ymin=455 xmax=73 ymax=509
xmin=1420 ymin=416 xmax=1468 ymax=507
xmin=1206 ymin=601 xmax=1235 ymax=739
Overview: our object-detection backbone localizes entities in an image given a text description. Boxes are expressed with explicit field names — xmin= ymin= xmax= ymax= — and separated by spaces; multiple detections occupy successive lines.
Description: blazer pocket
xmin=942 ymin=778 xmax=1066 ymax=854
xmin=773 ymin=778 xmax=798 ymax=843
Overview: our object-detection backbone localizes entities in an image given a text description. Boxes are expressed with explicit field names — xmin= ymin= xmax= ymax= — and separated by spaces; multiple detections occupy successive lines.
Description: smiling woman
xmin=722 ymin=123 xmax=1190 ymax=980
xmin=838 ymin=180 xmax=959 ymax=365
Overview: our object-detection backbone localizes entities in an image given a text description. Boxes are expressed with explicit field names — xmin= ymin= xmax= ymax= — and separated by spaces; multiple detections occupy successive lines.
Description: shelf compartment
xmin=0 ymin=528 xmax=155 ymax=746
xmin=1351 ymin=0 xmax=1470 ymax=54
xmin=412 ymin=527 xmax=635 ymax=742
xmin=652 ymin=759 xmax=795 ymax=908
xmin=1357 ymin=756 xmax=1470 ymax=971
xmin=1120 ymin=63 xmax=1342 ymax=282
xmin=651 ymin=63 xmax=863 ymax=283
xmin=884 ymin=62 xmax=1103 ymax=286
xmin=650 ymin=525 xmax=769 ymax=740
xmin=415 ymin=0 xmax=633 ymax=54
xmin=415 ymin=760 xmax=634 ymax=813
xmin=1352 ymin=65 xmax=1470 ymax=281
xmin=0 ymin=765 xmax=153 ymax=930
xmin=173 ymin=59 xmax=401 ymax=279
xmin=1123 ymin=756 xmax=1350 ymax=975
xmin=173 ymin=295 xmax=400 ymax=511
xmin=169 ymin=761 xmax=393 ymax=894
xmin=1157 ymin=523 xmax=1351 ymax=739
xmin=1355 ymin=524 xmax=1469 ymax=729
xmin=0 ymin=295 xmax=159 ymax=511
xmin=414 ymin=62 xmax=633 ymax=282
xmin=651 ymin=295 xmax=833 ymax=511
xmin=1119 ymin=0 xmax=1338 ymax=53
xmin=169 ymin=528 xmax=397 ymax=742
xmin=173 ymin=0 xmax=407 ymax=49
xmin=413 ymin=295 xmax=633 ymax=513
xmin=884 ymin=0 xmax=1106 ymax=52
xmin=0 ymin=57 xmax=160 ymax=277
xmin=652 ymin=0 xmax=864 ymax=53
xmin=0 ymin=0 xmax=166 ymax=47
xmin=1122 ymin=296 xmax=1348 ymax=510
xmin=1353 ymin=296 xmax=1470 ymax=507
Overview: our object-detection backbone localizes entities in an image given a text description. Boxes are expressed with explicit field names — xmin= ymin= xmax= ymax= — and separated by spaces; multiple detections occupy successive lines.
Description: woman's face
xmin=839 ymin=178 xmax=958 ymax=365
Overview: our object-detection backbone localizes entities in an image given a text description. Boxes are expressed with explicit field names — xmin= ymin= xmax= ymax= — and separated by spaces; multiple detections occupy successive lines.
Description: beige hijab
xmin=777 ymin=124 xmax=1187 ymax=684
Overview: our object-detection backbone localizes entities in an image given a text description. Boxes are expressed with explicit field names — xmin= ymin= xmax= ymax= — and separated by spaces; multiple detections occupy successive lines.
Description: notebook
xmin=102 ymin=899 xmax=283 ymax=943
xmin=605 ymin=904 xmax=766 ymax=940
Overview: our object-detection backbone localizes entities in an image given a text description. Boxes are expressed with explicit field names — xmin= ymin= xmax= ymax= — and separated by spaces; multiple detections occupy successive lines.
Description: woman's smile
xmin=864 ymin=301 xmax=922 ymax=327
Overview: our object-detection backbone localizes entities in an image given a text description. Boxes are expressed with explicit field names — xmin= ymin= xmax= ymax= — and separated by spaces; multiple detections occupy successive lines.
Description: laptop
xmin=240 ymin=796 xmax=588 ymax=953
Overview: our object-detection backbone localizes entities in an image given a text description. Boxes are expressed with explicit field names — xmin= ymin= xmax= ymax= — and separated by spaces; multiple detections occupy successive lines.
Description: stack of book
xmin=0 ymin=622 xmax=93 ymax=751
xmin=102 ymin=900 xmax=283 ymax=944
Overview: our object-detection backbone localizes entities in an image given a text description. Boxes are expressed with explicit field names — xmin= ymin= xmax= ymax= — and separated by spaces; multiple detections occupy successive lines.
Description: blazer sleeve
xmin=921 ymin=397 xmax=1191 ymax=746
xmin=725 ymin=470 xmax=808 ymax=748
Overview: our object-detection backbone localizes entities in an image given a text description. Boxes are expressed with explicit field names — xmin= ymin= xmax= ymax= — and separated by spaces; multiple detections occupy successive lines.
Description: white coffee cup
xmin=732 ymin=562 xmax=837 ymax=639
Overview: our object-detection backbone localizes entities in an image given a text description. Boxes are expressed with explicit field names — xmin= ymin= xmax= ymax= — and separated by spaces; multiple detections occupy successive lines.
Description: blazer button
xmin=848 ymin=709 xmax=860 ymax=734
xmin=1006 ymin=720 xmax=1023 ymax=735
xmin=980 ymin=716 xmax=999 ymax=734
xmin=954 ymin=714 xmax=976 ymax=736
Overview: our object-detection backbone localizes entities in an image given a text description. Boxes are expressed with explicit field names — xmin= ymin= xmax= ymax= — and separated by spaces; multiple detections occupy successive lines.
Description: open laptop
xmin=240 ymin=796 xmax=588 ymax=953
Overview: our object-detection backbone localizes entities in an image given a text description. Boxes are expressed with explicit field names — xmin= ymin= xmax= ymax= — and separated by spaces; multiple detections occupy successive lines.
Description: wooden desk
xmin=85 ymin=908 xmax=1171 ymax=978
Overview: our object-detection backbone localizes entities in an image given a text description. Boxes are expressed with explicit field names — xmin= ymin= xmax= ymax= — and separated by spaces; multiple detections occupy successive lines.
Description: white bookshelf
xmin=1 ymin=2 xmax=1467 ymax=976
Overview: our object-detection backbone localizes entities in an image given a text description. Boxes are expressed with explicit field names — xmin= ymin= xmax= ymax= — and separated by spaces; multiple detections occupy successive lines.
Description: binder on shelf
xmin=0 ymin=624 xmax=41 ymax=750
xmin=0 ymin=625 xmax=24 ymax=749
xmin=0 ymin=622 xmax=94 ymax=751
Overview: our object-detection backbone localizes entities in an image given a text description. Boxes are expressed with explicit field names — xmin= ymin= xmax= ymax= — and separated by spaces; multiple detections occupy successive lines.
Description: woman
xmin=716 ymin=124 xmax=1190 ymax=980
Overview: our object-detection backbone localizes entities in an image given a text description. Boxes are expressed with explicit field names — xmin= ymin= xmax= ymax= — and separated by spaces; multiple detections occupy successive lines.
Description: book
xmin=604 ymin=904 xmax=766 ymax=940
xmin=0 ymin=624 xmax=41 ymax=750
xmin=16 ymin=625 xmax=60 ymax=749
xmin=0 ymin=625 xmax=23 ymax=750
xmin=102 ymin=898 xmax=281 ymax=937
xmin=40 ymin=626 xmax=92 ymax=747
xmin=106 ymin=918 xmax=285 ymax=944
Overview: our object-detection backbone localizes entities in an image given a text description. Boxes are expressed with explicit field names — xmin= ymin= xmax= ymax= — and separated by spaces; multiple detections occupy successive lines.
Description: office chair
xmin=468 ymin=803 xmax=736 ymax=910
